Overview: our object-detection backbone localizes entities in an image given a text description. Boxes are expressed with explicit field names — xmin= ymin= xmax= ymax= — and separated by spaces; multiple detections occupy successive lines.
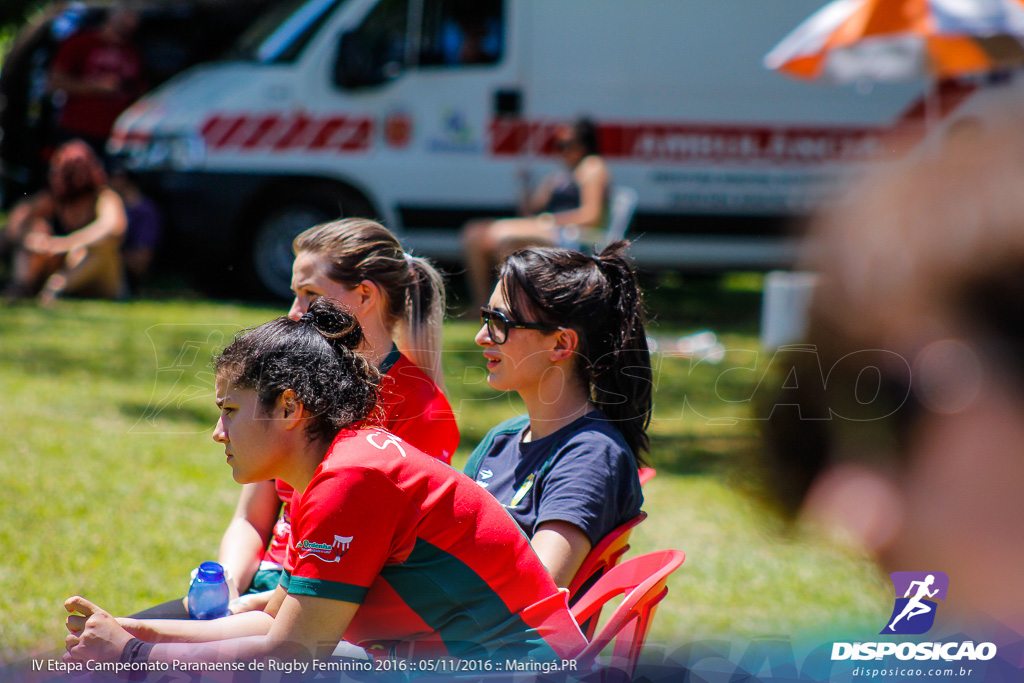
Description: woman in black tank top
xmin=461 ymin=118 xmax=611 ymax=311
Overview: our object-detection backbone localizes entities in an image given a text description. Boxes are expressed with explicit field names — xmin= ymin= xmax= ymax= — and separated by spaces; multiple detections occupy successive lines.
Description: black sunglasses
xmin=480 ymin=307 xmax=560 ymax=344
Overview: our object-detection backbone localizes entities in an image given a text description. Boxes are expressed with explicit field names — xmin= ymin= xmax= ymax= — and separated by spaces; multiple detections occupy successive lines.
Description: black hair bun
xmin=303 ymin=298 xmax=364 ymax=350
xmin=599 ymin=240 xmax=630 ymax=260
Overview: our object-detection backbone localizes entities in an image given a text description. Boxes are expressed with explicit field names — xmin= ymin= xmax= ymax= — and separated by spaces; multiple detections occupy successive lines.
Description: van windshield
xmin=232 ymin=0 xmax=348 ymax=63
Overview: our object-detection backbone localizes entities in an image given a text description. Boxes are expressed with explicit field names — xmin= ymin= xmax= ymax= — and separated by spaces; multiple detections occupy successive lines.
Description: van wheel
xmin=250 ymin=188 xmax=375 ymax=299
xmin=252 ymin=204 xmax=332 ymax=299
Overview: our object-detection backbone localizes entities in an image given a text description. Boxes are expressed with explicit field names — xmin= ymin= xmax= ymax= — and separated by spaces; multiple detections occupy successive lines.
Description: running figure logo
xmin=882 ymin=571 xmax=949 ymax=635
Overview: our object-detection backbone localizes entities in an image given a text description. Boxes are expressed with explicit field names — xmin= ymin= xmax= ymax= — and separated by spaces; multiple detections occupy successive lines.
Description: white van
xmin=108 ymin=0 xmax=1012 ymax=297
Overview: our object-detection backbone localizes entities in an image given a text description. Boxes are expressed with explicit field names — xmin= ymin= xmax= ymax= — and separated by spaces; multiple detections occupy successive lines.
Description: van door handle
xmin=494 ymin=88 xmax=522 ymax=117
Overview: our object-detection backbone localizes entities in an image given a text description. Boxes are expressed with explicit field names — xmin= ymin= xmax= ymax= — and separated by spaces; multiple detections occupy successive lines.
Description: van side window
xmin=336 ymin=0 xmax=409 ymax=87
xmin=419 ymin=0 xmax=503 ymax=67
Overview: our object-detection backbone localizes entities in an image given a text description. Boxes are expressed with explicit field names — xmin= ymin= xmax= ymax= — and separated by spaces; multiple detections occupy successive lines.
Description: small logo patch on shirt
xmin=297 ymin=535 xmax=354 ymax=563
xmin=366 ymin=429 xmax=407 ymax=457
xmin=477 ymin=469 xmax=493 ymax=488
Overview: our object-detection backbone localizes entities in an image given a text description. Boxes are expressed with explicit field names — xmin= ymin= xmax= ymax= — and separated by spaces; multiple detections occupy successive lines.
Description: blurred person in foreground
xmin=759 ymin=120 xmax=1024 ymax=626
xmin=1 ymin=139 xmax=126 ymax=303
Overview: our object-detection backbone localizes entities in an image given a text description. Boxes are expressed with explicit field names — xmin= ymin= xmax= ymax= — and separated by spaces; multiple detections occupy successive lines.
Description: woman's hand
xmin=23 ymin=232 xmax=63 ymax=256
xmin=64 ymin=596 xmax=134 ymax=663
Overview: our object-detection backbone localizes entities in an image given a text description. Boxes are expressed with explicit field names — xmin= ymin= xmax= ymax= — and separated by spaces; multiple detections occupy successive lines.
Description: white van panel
xmin=526 ymin=1 xmax=919 ymax=124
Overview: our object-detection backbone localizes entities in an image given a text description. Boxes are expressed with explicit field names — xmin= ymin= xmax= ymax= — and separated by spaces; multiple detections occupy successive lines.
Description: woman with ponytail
xmin=134 ymin=218 xmax=459 ymax=619
xmin=463 ymin=241 xmax=651 ymax=587
xmin=65 ymin=299 xmax=585 ymax=667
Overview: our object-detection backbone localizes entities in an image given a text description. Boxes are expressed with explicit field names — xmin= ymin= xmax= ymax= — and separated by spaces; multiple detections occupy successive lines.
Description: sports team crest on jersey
xmin=882 ymin=571 xmax=949 ymax=635
xmin=297 ymin=535 xmax=354 ymax=563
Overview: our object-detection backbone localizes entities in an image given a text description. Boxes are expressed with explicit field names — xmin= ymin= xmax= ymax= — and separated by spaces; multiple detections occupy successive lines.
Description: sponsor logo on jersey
xmin=298 ymin=535 xmax=354 ymax=563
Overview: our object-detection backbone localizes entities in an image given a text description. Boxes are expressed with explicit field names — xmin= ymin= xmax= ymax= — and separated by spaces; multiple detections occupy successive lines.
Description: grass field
xmin=0 ymin=279 xmax=891 ymax=661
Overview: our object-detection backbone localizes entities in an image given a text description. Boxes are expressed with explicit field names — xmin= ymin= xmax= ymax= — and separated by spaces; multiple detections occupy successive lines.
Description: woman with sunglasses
xmin=461 ymin=117 xmax=611 ymax=310
xmin=64 ymin=299 xmax=586 ymax=667
xmin=464 ymin=241 xmax=650 ymax=587
xmin=134 ymin=218 xmax=459 ymax=618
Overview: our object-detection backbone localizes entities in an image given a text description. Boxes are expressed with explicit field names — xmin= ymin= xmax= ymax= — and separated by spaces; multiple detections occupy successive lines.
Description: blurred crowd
xmin=1 ymin=3 xmax=162 ymax=303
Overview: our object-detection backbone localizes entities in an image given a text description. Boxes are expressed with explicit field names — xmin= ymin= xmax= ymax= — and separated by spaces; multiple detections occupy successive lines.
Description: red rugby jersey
xmin=376 ymin=348 xmax=459 ymax=465
xmin=263 ymin=350 xmax=459 ymax=566
xmin=281 ymin=428 xmax=586 ymax=662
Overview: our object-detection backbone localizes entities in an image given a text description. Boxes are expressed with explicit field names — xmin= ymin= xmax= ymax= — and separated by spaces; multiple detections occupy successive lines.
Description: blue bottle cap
xmin=196 ymin=561 xmax=225 ymax=583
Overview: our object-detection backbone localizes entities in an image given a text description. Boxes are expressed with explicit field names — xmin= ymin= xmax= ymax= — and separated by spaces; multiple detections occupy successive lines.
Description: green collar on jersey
xmin=379 ymin=343 xmax=401 ymax=374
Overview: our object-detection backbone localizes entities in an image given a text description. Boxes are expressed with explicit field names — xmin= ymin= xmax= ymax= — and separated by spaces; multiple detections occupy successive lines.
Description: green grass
xmin=0 ymin=289 xmax=891 ymax=661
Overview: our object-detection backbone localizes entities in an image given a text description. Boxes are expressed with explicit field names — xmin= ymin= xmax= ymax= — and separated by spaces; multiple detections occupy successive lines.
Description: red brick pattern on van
xmin=201 ymin=113 xmax=374 ymax=152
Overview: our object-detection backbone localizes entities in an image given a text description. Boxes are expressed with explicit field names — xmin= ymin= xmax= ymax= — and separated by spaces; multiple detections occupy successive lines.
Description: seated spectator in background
xmin=1 ymin=139 xmax=126 ymax=303
xmin=49 ymin=3 xmax=144 ymax=157
xmin=109 ymin=167 xmax=162 ymax=292
xmin=461 ymin=118 xmax=610 ymax=310
xmin=63 ymin=299 xmax=586 ymax=667
xmin=464 ymin=242 xmax=648 ymax=587
xmin=759 ymin=120 xmax=1024 ymax=625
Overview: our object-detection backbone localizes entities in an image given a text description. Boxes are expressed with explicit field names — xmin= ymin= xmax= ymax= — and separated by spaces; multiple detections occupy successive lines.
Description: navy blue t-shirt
xmin=464 ymin=411 xmax=643 ymax=545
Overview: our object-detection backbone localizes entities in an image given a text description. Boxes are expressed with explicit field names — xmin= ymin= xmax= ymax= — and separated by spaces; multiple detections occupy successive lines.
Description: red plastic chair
xmin=638 ymin=467 xmax=657 ymax=486
xmin=567 ymin=512 xmax=647 ymax=639
xmin=572 ymin=549 xmax=686 ymax=678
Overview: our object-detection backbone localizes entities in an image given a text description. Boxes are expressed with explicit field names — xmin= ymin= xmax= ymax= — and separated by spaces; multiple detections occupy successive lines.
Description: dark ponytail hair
xmin=573 ymin=117 xmax=600 ymax=157
xmin=214 ymin=298 xmax=380 ymax=445
xmin=499 ymin=240 xmax=652 ymax=461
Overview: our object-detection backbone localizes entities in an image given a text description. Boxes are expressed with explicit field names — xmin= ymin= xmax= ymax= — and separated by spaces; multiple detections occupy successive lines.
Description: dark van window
xmin=347 ymin=0 xmax=410 ymax=80
xmin=419 ymin=0 xmax=502 ymax=67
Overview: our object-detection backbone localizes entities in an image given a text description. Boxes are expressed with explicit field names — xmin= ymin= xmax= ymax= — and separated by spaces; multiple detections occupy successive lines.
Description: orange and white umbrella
xmin=764 ymin=0 xmax=1024 ymax=82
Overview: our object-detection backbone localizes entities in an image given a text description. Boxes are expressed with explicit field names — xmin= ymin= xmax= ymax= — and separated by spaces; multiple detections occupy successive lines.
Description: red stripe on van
xmin=489 ymin=120 xmax=560 ymax=155
xmin=200 ymin=116 xmax=225 ymax=142
xmin=198 ymin=113 xmax=373 ymax=153
xmin=308 ymin=117 xmax=348 ymax=150
xmin=241 ymin=116 xmax=282 ymax=149
xmin=491 ymin=119 xmax=892 ymax=164
xmin=488 ymin=82 xmax=975 ymax=164
xmin=205 ymin=116 xmax=248 ymax=149
xmin=338 ymin=119 xmax=373 ymax=151
xmin=490 ymin=119 xmax=526 ymax=154
xmin=306 ymin=117 xmax=373 ymax=152
xmin=273 ymin=114 xmax=313 ymax=151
